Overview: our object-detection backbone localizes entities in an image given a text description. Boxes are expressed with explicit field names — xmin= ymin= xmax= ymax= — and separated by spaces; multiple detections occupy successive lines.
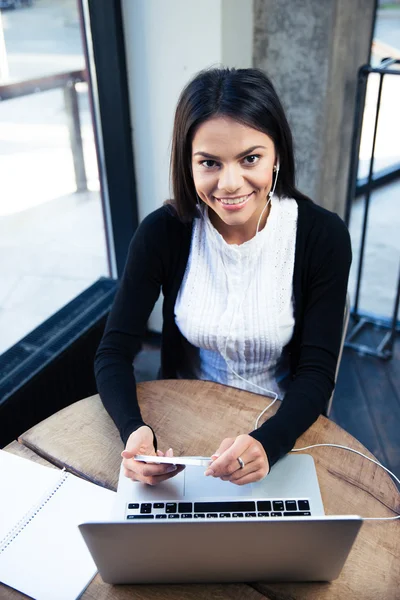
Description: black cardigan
xmin=95 ymin=199 xmax=352 ymax=468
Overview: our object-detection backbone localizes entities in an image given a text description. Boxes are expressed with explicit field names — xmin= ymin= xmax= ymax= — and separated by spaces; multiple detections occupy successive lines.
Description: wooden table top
xmin=4 ymin=380 xmax=400 ymax=600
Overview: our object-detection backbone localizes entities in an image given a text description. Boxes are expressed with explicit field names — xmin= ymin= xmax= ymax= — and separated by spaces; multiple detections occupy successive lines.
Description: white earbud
xmin=256 ymin=155 xmax=280 ymax=234
xmin=267 ymin=155 xmax=280 ymax=200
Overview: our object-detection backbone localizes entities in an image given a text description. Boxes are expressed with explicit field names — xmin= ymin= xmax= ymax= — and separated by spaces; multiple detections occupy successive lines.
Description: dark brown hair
xmin=169 ymin=67 xmax=309 ymax=222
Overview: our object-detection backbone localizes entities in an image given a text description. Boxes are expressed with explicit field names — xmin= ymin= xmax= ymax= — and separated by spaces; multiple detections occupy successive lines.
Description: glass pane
xmin=349 ymin=6 xmax=400 ymax=319
xmin=0 ymin=1 xmax=109 ymax=355
xmin=358 ymin=7 xmax=400 ymax=179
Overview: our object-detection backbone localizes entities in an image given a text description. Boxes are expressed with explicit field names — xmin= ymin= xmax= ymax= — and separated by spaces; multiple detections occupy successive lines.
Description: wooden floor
xmin=330 ymin=319 xmax=400 ymax=480
xmin=135 ymin=325 xmax=400 ymax=480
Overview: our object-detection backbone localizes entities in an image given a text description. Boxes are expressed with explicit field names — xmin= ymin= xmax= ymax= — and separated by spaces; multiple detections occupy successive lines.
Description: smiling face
xmin=191 ymin=116 xmax=277 ymax=244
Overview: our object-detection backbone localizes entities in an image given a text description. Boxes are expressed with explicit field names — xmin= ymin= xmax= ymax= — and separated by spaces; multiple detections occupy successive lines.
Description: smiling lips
xmin=214 ymin=191 xmax=254 ymax=210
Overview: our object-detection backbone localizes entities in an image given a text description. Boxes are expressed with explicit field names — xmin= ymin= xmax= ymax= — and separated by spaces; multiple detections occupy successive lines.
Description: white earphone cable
xmin=218 ymin=166 xmax=280 ymax=407
xmin=290 ymin=443 xmax=400 ymax=521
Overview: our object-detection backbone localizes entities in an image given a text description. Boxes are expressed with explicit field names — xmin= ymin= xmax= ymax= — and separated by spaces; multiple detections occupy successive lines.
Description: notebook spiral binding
xmin=0 ymin=469 xmax=70 ymax=555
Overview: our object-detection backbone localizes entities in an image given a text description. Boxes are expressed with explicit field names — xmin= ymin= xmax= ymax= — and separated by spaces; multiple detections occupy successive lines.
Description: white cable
xmin=198 ymin=167 xmax=281 ymax=411
xmin=219 ymin=188 xmax=278 ymax=411
xmin=254 ymin=396 xmax=277 ymax=429
xmin=221 ymin=271 xmax=278 ymax=416
xmin=291 ymin=443 xmax=400 ymax=521
xmin=255 ymin=192 xmax=271 ymax=234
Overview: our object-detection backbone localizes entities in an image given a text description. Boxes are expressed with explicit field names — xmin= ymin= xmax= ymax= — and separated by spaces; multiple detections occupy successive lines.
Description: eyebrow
xmin=193 ymin=145 xmax=267 ymax=160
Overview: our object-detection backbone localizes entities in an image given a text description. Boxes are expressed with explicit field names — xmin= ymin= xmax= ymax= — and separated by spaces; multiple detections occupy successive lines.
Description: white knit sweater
xmin=174 ymin=195 xmax=298 ymax=399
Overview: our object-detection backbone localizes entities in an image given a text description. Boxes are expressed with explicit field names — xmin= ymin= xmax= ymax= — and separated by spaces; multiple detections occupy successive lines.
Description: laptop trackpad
xmin=127 ymin=467 xmax=253 ymax=502
xmin=184 ymin=467 xmax=252 ymax=498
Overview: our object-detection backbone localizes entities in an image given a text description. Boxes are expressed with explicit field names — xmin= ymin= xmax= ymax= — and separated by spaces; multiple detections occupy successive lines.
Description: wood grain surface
xmin=81 ymin=579 xmax=267 ymax=600
xmin=3 ymin=440 xmax=58 ymax=467
xmin=14 ymin=380 xmax=400 ymax=599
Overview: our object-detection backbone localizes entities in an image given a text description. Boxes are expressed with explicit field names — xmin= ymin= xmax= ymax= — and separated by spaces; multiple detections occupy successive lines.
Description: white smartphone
xmin=134 ymin=455 xmax=212 ymax=467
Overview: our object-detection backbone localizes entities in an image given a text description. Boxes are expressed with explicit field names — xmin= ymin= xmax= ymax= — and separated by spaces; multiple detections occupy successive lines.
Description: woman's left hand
xmin=205 ymin=434 xmax=270 ymax=485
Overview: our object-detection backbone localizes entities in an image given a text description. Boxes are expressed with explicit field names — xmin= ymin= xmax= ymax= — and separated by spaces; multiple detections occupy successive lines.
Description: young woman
xmin=95 ymin=68 xmax=352 ymax=486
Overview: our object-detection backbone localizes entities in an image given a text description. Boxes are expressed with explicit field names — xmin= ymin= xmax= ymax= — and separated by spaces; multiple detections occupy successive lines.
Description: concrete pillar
xmin=253 ymin=0 xmax=376 ymax=217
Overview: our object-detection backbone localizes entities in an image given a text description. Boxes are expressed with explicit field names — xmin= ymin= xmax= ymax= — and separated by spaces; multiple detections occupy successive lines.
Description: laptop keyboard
xmin=126 ymin=499 xmax=311 ymax=520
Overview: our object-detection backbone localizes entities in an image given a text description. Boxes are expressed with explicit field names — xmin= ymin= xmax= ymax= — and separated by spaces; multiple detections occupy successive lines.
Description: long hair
xmin=169 ymin=67 xmax=309 ymax=222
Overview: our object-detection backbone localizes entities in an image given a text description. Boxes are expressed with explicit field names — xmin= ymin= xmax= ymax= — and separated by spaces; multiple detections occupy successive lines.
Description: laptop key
xmin=284 ymin=512 xmax=312 ymax=517
xmin=127 ymin=515 xmax=154 ymax=519
xmin=168 ymin=514 xmax=180 ymax=519
xmin=245 ymin=512 xmax=257 ymax=517
xmin=285 ymin=500 xmax=297 ymax=511
xmin=206 ymin=513 xmax=218 ymax=518
xmin=257 ymin=501 xmax=272 ymax=512
xmin=194 ymin=513 xmax=205 ymax=518
xmin=219 ymin=513 xmax=231 ymax=518
xmin=128 ymin=503 xmax=139 ymax=509
xmin=166 ymin=503 xmax=177 ymax=513
xmin=232 ymin=512 xmax=244 ymax=517
xmin=270 ymin=512 xmax=282 ymax=517
xmin=156 ymin=514 xmax=167 ymax=519
xmin=194 ymin=501 xmax=256 ymax=513
xmin=153 ymin=503 xmax=164 ymax=509
xmin=298 ymin=500 xmax=310 ymax=511
xmin=140 ymin=503 xmax=152 ymax=514
xmin=272 ymin=501 xmax=284 ymax=511
xmin=258 ymin=512 xmax=270 ymax=517
xmin=178 ymin=502 xmax=193 ymax=513
xmin=181 ymin=513 xmax=192 ymax=519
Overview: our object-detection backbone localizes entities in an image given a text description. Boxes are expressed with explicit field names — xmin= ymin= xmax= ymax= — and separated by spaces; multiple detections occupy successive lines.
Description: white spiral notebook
xmin=0 ymin=450 xmax=116 ymax=600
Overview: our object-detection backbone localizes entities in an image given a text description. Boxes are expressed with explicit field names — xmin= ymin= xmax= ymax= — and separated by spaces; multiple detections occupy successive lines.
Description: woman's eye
xmin=201 ymin=160 xmax=218 ymax=168
xmin=243 ymin=154 xmax=260 ymax=165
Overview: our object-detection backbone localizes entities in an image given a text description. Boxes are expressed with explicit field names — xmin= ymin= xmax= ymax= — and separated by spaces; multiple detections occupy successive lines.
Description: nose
xmin=217 ymin=165 xmax=243 ymax=194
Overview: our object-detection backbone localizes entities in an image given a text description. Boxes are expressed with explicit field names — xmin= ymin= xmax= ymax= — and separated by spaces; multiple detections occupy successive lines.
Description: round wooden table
xmin=5 ymin=380 xmax=400 ymax=600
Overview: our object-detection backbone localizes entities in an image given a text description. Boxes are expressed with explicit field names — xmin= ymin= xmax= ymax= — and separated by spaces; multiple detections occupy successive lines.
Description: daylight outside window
xmin=0 ymin=0 xmax=109 ymax=355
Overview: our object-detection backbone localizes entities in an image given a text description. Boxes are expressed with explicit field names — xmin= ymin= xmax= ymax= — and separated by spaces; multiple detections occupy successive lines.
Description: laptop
xmin=79 ymin=454 xmax=362 ymax=584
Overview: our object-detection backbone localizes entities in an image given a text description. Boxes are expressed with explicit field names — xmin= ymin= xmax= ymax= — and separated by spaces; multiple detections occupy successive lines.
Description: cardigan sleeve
xmin=94 ymin=209 xmax=168 ymax=447
xmin=249 ymin=210 xmax=352 ymax=467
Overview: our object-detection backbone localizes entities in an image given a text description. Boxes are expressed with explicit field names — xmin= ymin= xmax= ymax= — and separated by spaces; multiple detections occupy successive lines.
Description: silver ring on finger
xmin=237 ymin=456 xmax=245 ymax=469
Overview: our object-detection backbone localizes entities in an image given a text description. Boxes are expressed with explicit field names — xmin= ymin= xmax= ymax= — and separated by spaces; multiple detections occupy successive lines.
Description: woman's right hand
xmin=121 ymin=425 xmax=185 ymax=485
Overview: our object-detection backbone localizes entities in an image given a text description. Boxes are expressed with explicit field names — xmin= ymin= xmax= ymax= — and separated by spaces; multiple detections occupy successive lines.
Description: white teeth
xmin=219 ymin=194 xmax=250 ymax=205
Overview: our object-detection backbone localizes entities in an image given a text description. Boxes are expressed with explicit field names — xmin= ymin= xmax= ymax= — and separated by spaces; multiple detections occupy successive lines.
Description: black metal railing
xmin=345 ymin=58 xmax=400 ymax=359
xmin=0 ymin=69 xmax=88 ymax=191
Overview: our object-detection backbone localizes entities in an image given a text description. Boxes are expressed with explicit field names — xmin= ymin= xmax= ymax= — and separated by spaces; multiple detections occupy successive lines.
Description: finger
xmin=220 ymin=447 xmax=268 ymax=482
xmin=220 ymin=451 xmax=268 ymax=483
xmin=227 ymin=458 xmax=263 ymax=481
xmin=121 ymin=447 xmax=157 ymax=460
xmin=229 ymin=468 xmax=268 ymax=485
xmin=229 ymin=449 xmax=259 ymax=475
xmin=124 ymin=462 xmax=178 ymax=479
xmin=124 ymin=464 xmax=185 ymax=485
xmin=123 ymin=462 xmax=177 ymax=480
xmin=211 ymin=438 xmax=235 ymax=461
xmin=144 ymin=464 xmax=185 ymax=485
xmin=165 ymin=447 xmax=174 ymax=457
xmin=206 ymin=436 xmax=250 ymax=477
xmin=121 ymin=449 xmax=136 ymax=459
xmin=123 ymin=457 xmax=178 ymax=478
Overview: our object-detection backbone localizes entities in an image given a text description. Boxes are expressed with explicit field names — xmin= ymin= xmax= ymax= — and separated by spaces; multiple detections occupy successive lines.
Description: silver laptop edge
xmin=79 ymin=516 xmax=362 ymax=584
